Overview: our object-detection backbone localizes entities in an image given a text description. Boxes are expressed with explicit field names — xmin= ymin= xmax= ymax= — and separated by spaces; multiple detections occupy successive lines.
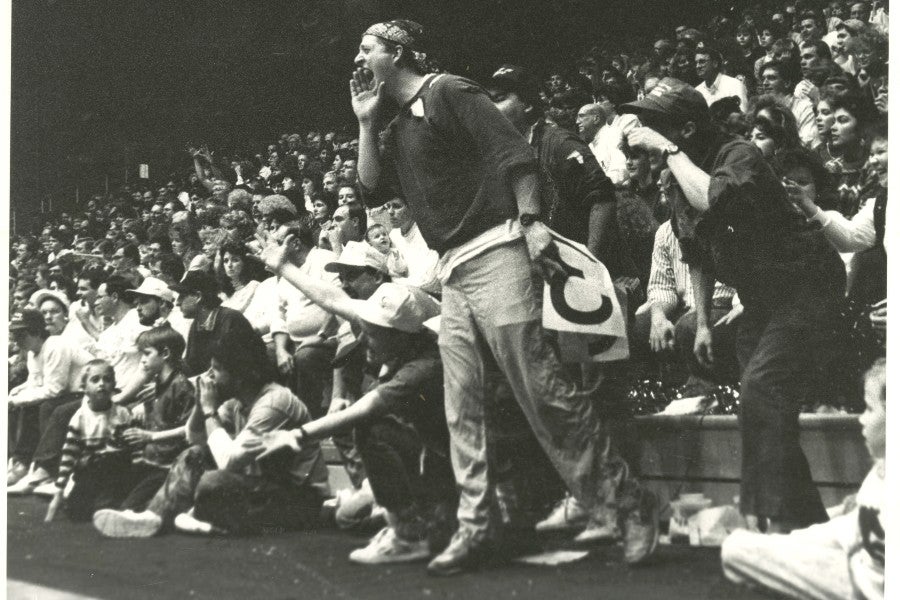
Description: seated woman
xmin=309 ymin=193 xmax=337 ymax=246
xmin=217 ymin=240 xmax=269 ymax=315
xmin=818 ymin=93 xmax=877 ymax=217
xmin=748 ymin=96 xmax=803 ymax=163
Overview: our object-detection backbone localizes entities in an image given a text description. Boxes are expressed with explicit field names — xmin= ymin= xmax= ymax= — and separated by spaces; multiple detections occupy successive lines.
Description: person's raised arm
xmin=627 ymin=127 xmax=711 ymax=212
xmin=260 ymin=234 xmax=361 ymax=326
xmin=351 ymin=68 xmax=385 ymax=191
xmin=191 ymin=148 xmax=216 ymax=192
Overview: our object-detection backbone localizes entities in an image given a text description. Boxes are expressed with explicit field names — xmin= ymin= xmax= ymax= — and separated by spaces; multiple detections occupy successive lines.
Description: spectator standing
xmin=625 ymin=78 xmax=846 ymax=533
xmin=353 ymin=20 xmax=658 ymax=574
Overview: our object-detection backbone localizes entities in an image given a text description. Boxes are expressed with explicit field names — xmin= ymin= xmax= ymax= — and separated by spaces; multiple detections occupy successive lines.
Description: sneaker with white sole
xmin=7 ymin=466 xmax=51 ymax=495
xmin=33 ymin=481 xmax=60 ymax=497
xmin=622 ymin=490 xmax=660 ymax=565
xmin=174 ymin=509 xmax=225 ymax=536
xmin=7 ymin=461 xmax=28 ymax=486
xmin=93 ymin=509 xmax=163 ymax=538
xmin=573 ymin=520 xmax=620 ymax=545
xmin=535 ymin=494 xmax=589 ymax=532
xmin=349 ymin=526 xmax=430 ymax=565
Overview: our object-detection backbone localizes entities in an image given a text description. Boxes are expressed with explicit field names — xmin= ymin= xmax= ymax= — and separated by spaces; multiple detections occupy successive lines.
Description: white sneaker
xmin=93 ymin=509 xmax=162 ymax=538
xmin=349 ymin=526 xmax=430 ymax=565
xmin=574 ymin=520 xmax=621 ymax=545
xmin=7 ymin=466 xmax=51 ymax=495
xmin=535 ymin=494 xmax=589 ymax=532
xmin=33 ymin=480 xmax=60 ymax=497
xmin=174 ymin=508 xmax=225 ymax=536
xmin=7 ymin=461 xmax=28 ymax=486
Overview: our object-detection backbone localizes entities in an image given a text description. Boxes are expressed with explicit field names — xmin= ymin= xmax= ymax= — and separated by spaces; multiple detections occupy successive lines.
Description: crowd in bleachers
xmin=8 ymin=1 xmax=887 ymax=596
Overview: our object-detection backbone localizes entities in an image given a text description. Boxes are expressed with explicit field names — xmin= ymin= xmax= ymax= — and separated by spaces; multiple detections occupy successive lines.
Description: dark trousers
xmin=9 ymin=394 xmax=79 ymax=466
xmin=66 ymin=452 xmax=146 ymax=521
xmin=736 ymin=300 xmax=834 ymax=526
xmin=146 ymin=445 xmax=323 ymax=534
xmin=354 ymin=414 xmax=456 ymax=540
xmin=33 ymin=399 xmax=82 ymax=473
xmin=293 ymin=340 xmax=337 ymax=419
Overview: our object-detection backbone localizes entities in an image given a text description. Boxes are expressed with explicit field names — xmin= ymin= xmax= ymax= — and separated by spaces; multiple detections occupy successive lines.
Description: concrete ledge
xmin=629 ymin=414 xmax=869 ymax=509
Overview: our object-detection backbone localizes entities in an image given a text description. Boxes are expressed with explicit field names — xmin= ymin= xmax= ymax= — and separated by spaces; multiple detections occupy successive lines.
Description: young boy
xmin=114 ymin=325 xmax=194 ymax=510
xmin=721 ymin=358 xmax=886 ymax=600
xmin=45 ymin=359 xmax=134 ymax=522
xmin=365 ymin=223 xmax=407 ymax=279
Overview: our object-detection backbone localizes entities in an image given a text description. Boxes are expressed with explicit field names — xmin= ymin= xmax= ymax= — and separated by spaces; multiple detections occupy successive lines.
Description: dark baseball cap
xmin=9 ymin=309 xmax=47 ymax=335
xmin=621 ymin=77 xmax=709 ymax=125
xmin=169 ymin=270 xmax=219 ymax=299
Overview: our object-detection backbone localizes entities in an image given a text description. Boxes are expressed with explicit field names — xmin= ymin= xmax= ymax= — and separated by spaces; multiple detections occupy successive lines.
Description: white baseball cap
xmin=124 ymin=277 xmax=176 ymax=304
xmin=353 ymin=283 xmax=440 ymax=333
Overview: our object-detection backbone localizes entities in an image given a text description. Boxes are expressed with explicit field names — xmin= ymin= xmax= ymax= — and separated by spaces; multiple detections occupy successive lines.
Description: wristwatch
xmin=519 ymin=213 xmax=542 ymax=227
xmin=661 ymin=142 xmax=681 ymax=161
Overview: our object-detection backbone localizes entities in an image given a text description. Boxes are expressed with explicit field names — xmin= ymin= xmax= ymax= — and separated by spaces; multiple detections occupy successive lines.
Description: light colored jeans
xmin=721 ymin=521 xmax=881 ymax=600
xmin=438 ymin=239 xmax=632 ymax=534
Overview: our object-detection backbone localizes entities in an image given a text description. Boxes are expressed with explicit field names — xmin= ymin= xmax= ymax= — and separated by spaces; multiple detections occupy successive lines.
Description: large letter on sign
xmin=548 ymin=259 xmax=612 ymax=325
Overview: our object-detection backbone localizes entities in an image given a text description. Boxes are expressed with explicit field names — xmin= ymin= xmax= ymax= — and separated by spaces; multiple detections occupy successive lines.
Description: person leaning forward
xmin=351 ymin=19 xmax=659 ymax=575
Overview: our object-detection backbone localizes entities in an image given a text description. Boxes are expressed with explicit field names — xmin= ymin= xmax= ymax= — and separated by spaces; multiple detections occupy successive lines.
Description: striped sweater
xmin=56 ymin=398 xmax=133 ymax=489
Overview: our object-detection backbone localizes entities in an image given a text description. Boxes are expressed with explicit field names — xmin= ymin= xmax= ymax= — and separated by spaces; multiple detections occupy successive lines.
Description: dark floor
xmin=8 ymin=496 xmax=773 ymax=600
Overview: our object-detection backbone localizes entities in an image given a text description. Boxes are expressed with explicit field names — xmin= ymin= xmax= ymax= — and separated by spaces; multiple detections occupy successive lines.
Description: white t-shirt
xmin=389 ymin=223 xmax=440 ymax=294
xmin=91 ymin=309 xmax=149 ymax=390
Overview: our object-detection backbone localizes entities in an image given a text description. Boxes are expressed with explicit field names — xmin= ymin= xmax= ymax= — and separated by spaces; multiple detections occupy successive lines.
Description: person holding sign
xmin=351 ymin=20 xmax=657 ymax=574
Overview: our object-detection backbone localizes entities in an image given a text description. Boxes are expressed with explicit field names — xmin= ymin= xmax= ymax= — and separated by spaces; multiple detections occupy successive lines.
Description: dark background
xmin=11 ymin=0 xmax=739 ymax=232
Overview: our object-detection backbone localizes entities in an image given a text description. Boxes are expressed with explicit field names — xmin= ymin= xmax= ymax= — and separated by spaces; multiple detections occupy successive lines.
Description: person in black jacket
xmin=169 ymin=271 xmax=257 ymax=377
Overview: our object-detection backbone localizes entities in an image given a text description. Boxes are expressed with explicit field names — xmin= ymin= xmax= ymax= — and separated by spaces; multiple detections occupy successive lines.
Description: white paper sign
xmin=542 ymin=231 xmax=629 ymax=363
xmin=139 ymin=164 xmax=150 ymax=179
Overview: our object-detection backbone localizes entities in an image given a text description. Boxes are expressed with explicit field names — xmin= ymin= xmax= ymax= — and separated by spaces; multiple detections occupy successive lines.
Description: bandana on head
xmin=363 ymin=19 xmax=439 ymax=73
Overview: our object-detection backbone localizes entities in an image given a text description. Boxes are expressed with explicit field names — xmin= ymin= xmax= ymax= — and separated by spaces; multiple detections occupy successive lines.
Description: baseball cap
xmin=353 ymin=283 xmax=440 ymax=333
xmin=324 ymin=241 xmax=389 ymax=274
xmin=169 ymin=270 xmax=219 ymax=298
xmin=30 ymin=289 xmax=71 ymax=311
xmin=621 ymin=77 xmax=709 ymax=124
xmin=124 ymin=277 xmax=176 ymax=304
xmin=9 ymin=309 xmax=47 ymax=335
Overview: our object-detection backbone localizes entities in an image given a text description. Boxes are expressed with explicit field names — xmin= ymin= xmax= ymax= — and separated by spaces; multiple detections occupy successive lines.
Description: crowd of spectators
xmin=7 ymin=0 xmax=887 ymax=595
